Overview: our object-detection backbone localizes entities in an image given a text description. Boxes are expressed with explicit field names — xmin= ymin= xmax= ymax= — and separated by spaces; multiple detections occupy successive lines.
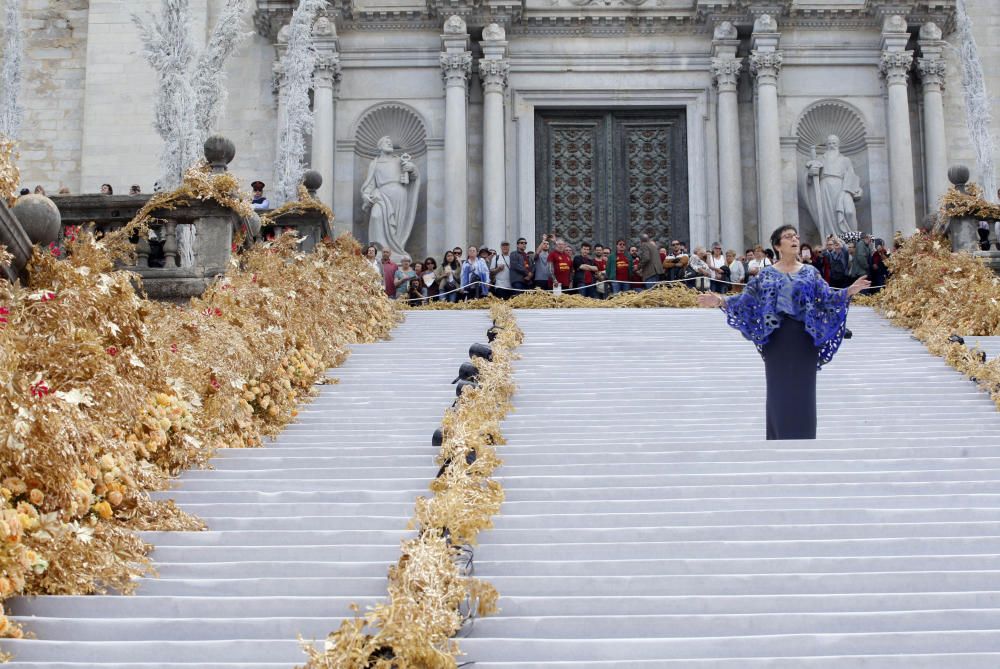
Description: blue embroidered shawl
xmin=725 ymin=264 xmax=850 ymax=368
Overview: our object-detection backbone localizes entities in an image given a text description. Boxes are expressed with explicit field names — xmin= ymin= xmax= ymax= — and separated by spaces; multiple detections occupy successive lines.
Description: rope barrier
xmin=395 ymin=276 xmax=886 ymax=305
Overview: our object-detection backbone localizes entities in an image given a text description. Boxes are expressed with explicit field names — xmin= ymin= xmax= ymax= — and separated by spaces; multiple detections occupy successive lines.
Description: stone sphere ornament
xmin=204 ymin=135 xmax=236 ymax=173
xmin=948 ymin=164 xmax=971 ymax=187
xmin=12 ymin=194 xmax=62 ymax=247
xmin=303 ymin=170 xmax=323 ymax=197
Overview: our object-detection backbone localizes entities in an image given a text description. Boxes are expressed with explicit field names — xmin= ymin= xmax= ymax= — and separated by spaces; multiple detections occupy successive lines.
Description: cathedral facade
xmin=13 ymin=0 xmax=1000 ymax=262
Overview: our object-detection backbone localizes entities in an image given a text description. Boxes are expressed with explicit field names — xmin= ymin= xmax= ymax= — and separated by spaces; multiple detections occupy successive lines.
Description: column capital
xmin=314 ymin=51 xmax=342 ymax=89
xmin=441 ymin=52 xmax=473 ymax=87
xmin=749 ymin=50 xmax=783 ymax=88
xmin=917 ymin=56 xmax=946 ymax=92
xmin=711 ymin=56 xmax=742 ymax=92
xmin=880 ymin=50 xmax=913 ymax=86
xmin=479 ymin=58 xmax=510 ymax=94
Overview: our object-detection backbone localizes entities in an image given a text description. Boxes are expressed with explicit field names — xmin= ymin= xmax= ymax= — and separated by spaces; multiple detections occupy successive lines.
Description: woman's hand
xmin=846 ymin=276 xmax=871 ymax=297
xmin=696 ymin=293 xmax=725 ymax=308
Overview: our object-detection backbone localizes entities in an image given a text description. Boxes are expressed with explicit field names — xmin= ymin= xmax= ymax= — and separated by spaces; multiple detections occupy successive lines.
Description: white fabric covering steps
xmin=2 ymin=310 xmax=491 ymax=668
xmin=464 ymin=307 xmax=1000 ymax=667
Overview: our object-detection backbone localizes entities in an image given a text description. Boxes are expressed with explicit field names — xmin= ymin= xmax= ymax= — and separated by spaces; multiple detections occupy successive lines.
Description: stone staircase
xmin=462 ymin=307 xmax=1000 ymax=667
xmin=7 ymin=306 xmax=1000 ymax=667
xmin=4 ymin=310 xmax=491 ymax=668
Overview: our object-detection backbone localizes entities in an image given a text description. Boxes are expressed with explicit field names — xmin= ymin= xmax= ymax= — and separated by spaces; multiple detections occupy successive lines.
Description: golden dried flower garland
xmin=0 ymin=140 xmax=18 ymax=207
xmin=300 ymin=304 xmax=522 ymax=669
xmin=116 ymin=163 xmax=254 ymax=246
xmin=261 ymin=185 xmax=335 ymax=227
xmin=0 ymin=231 xmax=397 ymax=643
xmin=409 ymin=283 xmax=700 ymax=310
xmin=875 ymin=232 xmax=1000 ymax=410
xmin=938 ymin=183 xmax=1000 ymax=222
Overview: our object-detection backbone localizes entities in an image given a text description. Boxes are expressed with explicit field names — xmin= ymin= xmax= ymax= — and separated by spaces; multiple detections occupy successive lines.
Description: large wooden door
xmin=535 ymin=109 xmax=688 ymax=248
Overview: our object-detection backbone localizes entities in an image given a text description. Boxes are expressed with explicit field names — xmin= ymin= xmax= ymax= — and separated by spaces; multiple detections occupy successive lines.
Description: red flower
xmin=170 ymin=343 xmax=178 ymax=353
xmin=214 ymin=308 xmax=222 ymax=317
xmin=231 ymin=243 xmax=238 ymax=253
xmin=106 ymin=346 xmax=119 ymax=357
xmin=64 ymin=226 xmax=80 ymax=242
xmin=0 ymin=306 xmax=8 ymax=326
xmin=201 ymin=308 xmax=213 ymax=317
xmin=48 ymin=243 xmax=62 ymax=258
xmin=209 ymin=377 xmax=221 ymax=391
xmin=30 ymin=379 xmax=51 ymax=399
xmin=40 ymin=291 xmax=56 ymax=302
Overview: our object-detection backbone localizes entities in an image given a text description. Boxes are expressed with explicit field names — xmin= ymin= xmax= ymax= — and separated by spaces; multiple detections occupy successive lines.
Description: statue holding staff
xmin=804 ymin=135 xmax=863 ymax=239
xmin=362 ymin=136 xmax=419 ymax=258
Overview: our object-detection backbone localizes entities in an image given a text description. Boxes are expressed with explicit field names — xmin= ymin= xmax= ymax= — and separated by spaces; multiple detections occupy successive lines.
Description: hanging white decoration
xmin=0 ymin=0 xmax=24 ymax=141
xmin=273 ymin=0 xmax=328 ymax=206
xmin=955 ymin=0 xmax=997 ymax=203
xmin=134 ymin=0 xmax=249 ymax=267
xmin=133 ymin=0 xmax=250 ymax=188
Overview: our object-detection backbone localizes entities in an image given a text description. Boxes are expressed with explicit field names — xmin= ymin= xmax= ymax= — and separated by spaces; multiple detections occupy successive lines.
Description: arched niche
xmin=351 ymin=102 xmax=429 ymax=257
xmin=793 ymin=99 xmax=872 ymax=244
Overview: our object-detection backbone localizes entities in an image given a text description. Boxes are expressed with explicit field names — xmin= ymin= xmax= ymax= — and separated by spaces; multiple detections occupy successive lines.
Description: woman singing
xmin=697 ymin=225 xmax=870 ymax=440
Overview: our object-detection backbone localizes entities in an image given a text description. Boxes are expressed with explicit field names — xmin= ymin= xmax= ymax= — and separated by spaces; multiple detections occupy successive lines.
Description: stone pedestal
xmin=948 ymin=216 xmax=980 ymax=253
xmin=441 ymin=17 xmax=471 ymax=251
xmin=712 ymin=21 xmax=743 ymax=251
xmin=480 ymin=24 xmax=509 ymax=249
xmin=750 ymin=15 xmax=783 ymax=245
xmin=881 ymin=16 xmax=917 ymax=236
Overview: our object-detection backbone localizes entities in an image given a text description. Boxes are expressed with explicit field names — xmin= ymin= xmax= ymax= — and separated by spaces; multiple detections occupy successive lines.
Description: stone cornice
xmin=254 ymin=0 xmax=955 ymax=36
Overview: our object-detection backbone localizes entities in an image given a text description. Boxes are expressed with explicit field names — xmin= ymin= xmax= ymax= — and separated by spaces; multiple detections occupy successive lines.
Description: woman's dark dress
xmin=723 ymin=264 xmax=851 ymax=440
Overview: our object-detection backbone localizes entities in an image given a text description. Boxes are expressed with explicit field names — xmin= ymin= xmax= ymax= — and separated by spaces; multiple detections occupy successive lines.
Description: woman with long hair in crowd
xmin=436 ymin=250 xmax=461 ymax=303
xmin=697 ymin=225 xmax=869 ymax=440
xmin=422 ymin=257 xmax=439 ymax=301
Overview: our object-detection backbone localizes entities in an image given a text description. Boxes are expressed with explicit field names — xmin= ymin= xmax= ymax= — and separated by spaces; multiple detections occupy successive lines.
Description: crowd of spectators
xmin=367 ymin=230 xmax=895 ymax=304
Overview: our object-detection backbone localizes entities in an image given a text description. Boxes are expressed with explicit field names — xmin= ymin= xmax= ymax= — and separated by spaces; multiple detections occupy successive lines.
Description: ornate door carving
xmin=536 ymin=109 xmax=687 ymax=249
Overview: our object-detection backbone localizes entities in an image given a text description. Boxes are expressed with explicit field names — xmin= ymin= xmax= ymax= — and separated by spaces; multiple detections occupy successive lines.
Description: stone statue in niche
xmin=804 ymin=135 xmax=863 ymax=239
xmin=362 ymin=136 xmax=419 ymax=257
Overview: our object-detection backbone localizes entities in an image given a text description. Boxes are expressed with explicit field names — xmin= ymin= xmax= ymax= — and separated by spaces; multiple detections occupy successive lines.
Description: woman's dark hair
xmin=423 ymin=256 xmax=437 ymax=269
xmin=800 ymin=243 xmax=813 ymax=257
xmin=769 ymin=224 xmax=798 ymax=253
xmin=443 ymin=250 xmax=459 ymax=269
xmin=101 ymin=183 xmax=113 ymax=194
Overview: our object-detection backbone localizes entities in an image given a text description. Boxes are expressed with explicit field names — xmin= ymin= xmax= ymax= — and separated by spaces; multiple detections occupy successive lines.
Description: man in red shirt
xmin=380 ymin=248 xmax=398 ymax=298
xmin=610 ymin=239 xmax=632 ymax=295
xmin=593 ymin=243 xmax=608 ymax=299
xmin=548 ymin=240 xmax=573 ymax=291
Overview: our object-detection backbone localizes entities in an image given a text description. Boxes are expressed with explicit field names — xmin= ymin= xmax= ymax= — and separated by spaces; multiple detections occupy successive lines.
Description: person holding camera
xmin=697 ymin=225 xmax=869 ymax=440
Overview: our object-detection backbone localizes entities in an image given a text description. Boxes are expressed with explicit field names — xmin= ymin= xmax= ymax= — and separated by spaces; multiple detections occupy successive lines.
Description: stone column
xmin=441 ymin=16 xmax=472 ymax=250
xmin=880 ymin=16 xmax=917 ymax=236
xmin=917 ymin=21 xmax=949 ymax=213
xmin=750 ymin=14 xmax=783 ymax=244
xmin=480 ymin=24 xmax=510 ymax=249
xmin=711 ymin=21 xmax=744 ymax=251
xmin=311 ymin=17 xmax=340 ymax=208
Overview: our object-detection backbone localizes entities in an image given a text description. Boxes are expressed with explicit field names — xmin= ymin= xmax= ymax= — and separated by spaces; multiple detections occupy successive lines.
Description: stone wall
xmin=15 ymin=0 xmax=89 ymax=194
xmin=16 ymin=0 xmax=273 ymax=197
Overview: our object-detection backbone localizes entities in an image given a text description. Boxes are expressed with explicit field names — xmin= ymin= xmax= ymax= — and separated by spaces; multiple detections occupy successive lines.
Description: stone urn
xmin=12 ymin=194 xmax=62 ymax=246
